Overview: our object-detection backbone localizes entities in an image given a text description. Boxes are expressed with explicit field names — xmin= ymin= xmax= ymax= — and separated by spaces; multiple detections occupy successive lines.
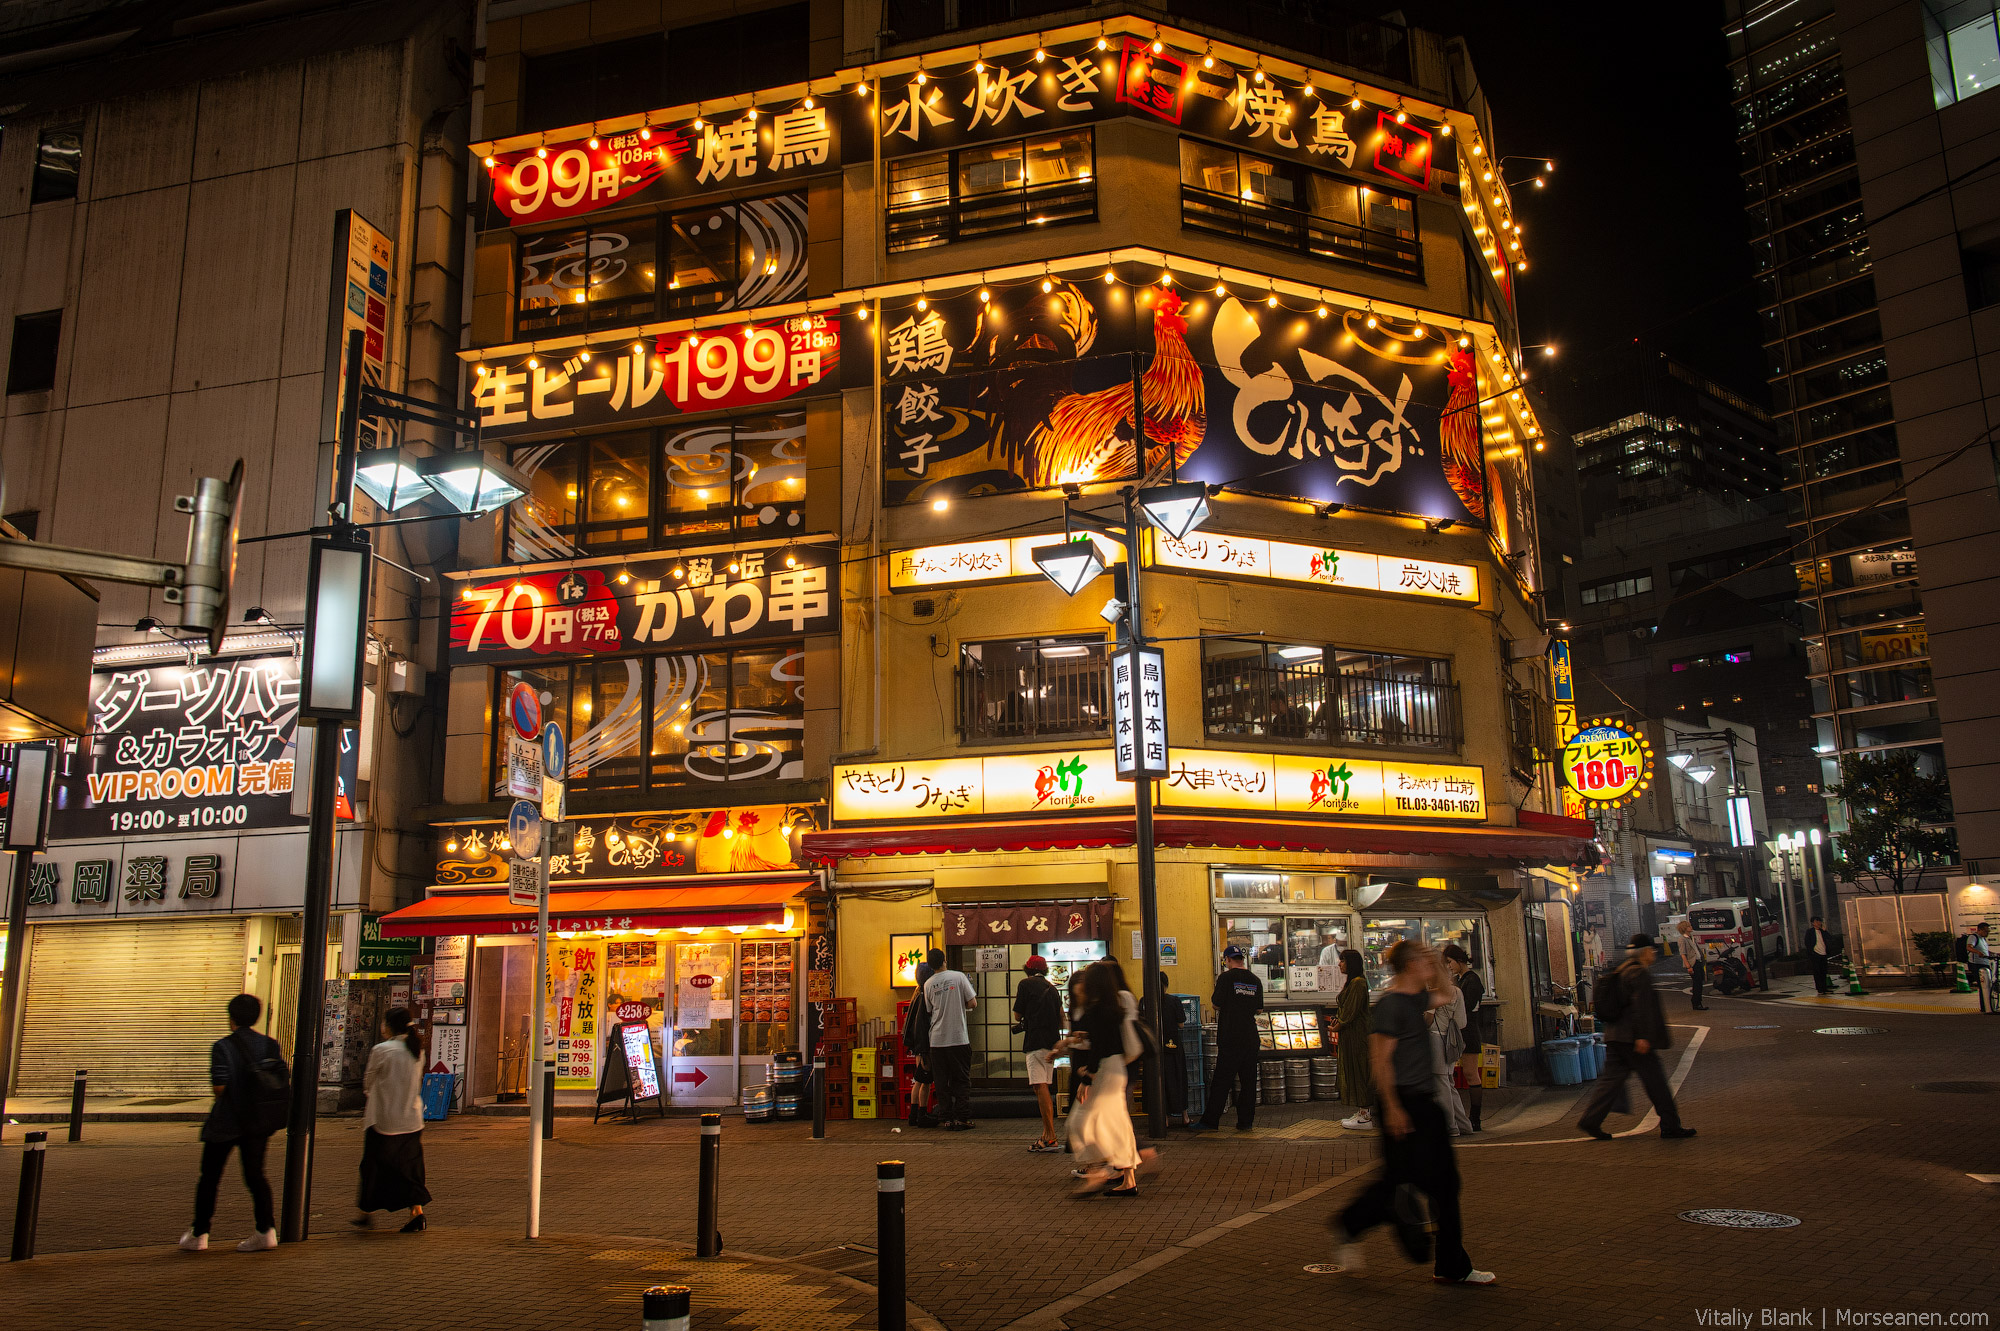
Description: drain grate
xmin=1679 ymin=1209 xmax=1800 ymax=1229
xmin=1915 ymin=1081 xmax=1999 ymax=1094
xmin=1303 ymin=1262 xmax=1348 ymax=1274
xmin=1813 ymin=1026 xmax=1889 ymax=1036
xmin=937 ymin=1261 xmax=982 ymax=1273
xmin=1735 ymin=1025 xmax=1780 ymax=1030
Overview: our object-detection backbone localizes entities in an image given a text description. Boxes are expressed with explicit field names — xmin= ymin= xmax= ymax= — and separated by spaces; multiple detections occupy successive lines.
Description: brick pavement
xmin=3 ymin=992 xmax=1993 ymax=1330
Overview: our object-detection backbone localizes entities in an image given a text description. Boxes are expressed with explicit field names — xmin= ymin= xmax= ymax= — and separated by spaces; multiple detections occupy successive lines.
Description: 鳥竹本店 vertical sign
xmin=1111 ymin=646 xmax=1167 ymax=780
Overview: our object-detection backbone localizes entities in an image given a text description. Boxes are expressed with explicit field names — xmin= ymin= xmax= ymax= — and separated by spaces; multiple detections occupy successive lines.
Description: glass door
xmin=669 ymin=942 xmax=738 ymax=1106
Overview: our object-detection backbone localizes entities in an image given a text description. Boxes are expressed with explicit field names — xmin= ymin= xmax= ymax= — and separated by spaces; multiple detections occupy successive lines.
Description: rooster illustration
xmin=1018 ymin=287 xmax=1208 ymax=487
xmin=1440 ymin=346 xmax=1486 ymax=521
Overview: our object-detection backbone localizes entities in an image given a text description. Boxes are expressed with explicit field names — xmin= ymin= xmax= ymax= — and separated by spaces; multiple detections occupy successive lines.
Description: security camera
xmin=1099 ymin=597 xmax=1126 ymax=624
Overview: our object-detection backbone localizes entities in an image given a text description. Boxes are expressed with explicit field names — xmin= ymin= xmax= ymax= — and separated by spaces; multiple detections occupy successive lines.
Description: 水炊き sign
xmin=1560 ymin=719 xmax=1654 ymax=810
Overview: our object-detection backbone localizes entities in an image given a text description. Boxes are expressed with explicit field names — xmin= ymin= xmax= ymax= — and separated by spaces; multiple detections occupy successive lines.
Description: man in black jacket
xmin=1012 ymin=955 xmax=1064 ymax=1150
xmin=180 ymin=993 xmax=284 ymax=1252
xmin=1803 ymin=916 xmax=1835 ymax=994
xmin=1191 ymin=945 xmax=1263 ymax=1132
xmin=1578 ymin=935 xmax=1696 ymax=1141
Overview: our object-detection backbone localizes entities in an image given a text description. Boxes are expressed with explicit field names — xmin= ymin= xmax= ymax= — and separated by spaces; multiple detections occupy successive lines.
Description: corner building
xmin=406 ymin=3 xmax=1593 ymax=1115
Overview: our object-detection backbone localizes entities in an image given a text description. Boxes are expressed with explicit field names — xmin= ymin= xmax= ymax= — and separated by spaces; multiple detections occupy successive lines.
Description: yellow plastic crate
xmin=853 ymin=1095 xmax=877 ymax=1119
xmin=852 ymin=1073 xmax=876 ymax=1094
xmin=852 ymin=1047 xmax=877 ymax=1074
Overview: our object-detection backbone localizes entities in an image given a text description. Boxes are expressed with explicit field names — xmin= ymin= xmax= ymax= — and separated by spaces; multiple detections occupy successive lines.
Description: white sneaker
xmin=177 ymin=1229 xmax=208 ymax=1252
xmin=237 ymin=1228 xmax=278 ymax=1252
xmin=1340 ymin=1111 xmax=1372 ymax=1130
xmin=1334 ymin=1242 xmax=1365 ymax=1273
xmin=1436 ymin=1269 xmax=1498 ymax=1285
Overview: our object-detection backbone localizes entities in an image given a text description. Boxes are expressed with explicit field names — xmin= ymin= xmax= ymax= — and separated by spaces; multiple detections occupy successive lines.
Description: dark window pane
xmin=735 ymin=411 xmax=807 ymax=529
xmin=493 ymin=665 xmax=572 ymax=798
xmin=586 ymin=432 xmax=651 ymax=538
xmin=887 ymin=129 xmax=1095 ymax=252
xmin=725 ymin=647 xmax=805 ymax=781
xmin=31 ymin=125 xmax=81 ymax=204
xmin=571 ymin=658 xmax=643 ymax=791
xmin=651 ymin=651 xmax=728 ymax=785
xmin=957 ymin=636 xmax=1110 ymax=742
xmin=521 ymin=34 xmax=667 ymax=136
xmin=660 ymin=421 xmax=736 ymax=533
xmin=665 ymin=5 xmax=807 ymax=106
xmin=6 ymin=311 xmax=62 ymax=394
xmin=517 ymin=221 xmax=656 ymax=336
xmin=510 ymin=441 xmax=582 ymax=562
xmin=1965 ymin=236 xmax=2000 ymax=310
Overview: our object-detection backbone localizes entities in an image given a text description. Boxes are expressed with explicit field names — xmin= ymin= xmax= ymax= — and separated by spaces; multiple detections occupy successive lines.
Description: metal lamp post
xmin=1670 ymin=728 xmax=1769 ymax=990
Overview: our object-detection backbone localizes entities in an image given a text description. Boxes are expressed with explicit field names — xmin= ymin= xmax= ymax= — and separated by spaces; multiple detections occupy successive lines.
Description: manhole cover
xmin=1915 ymin=1081 xmax=2000 ymax=1094
xmin=1813 ymin=1026 xmax=1890 ymax=1036
xmin=1679 ymin=1209 xmax=1801 ymax=1229
xmin=938 ymin=1261 xmax=982 ymax=1273
xmin=1303 ymin=1262 xmax=1347 ymax=1274
xmin=1735 ymin=1025 xmax=1780 ymax=1030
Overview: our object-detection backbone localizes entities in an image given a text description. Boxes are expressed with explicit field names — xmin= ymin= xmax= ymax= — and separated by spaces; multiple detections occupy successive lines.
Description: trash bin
xmin=1543 ymin=1038 xmax=1582 ymax=1086
xmin=1583 ymin=1033 xmax=1606 ymax=1079
xmin=421 ymin=1072 xmax=455 ymax=1122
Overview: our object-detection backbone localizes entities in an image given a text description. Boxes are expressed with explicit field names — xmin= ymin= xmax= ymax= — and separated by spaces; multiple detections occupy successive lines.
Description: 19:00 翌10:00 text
xmin=107 ymin=805 xmax=252 ymax=832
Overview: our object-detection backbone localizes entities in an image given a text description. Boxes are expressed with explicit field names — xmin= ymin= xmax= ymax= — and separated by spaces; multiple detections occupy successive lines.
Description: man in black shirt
xmin=1332 ymin=940 xmax=1493 ymax=1285
xmin=1011 ymin=955 xmax=1064 ymax=1150
xmin=1578 ymin=934 xmax=1696 ymax=1140
xmin=1191 ymin=945 xmax=1263 ymax=1132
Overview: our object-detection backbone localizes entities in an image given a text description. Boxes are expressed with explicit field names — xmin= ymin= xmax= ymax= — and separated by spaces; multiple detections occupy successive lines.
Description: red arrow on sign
xmin=672 ymin=1068 xmax=709 ymax=1089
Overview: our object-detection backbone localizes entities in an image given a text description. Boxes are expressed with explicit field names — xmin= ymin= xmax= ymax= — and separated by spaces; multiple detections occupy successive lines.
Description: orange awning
xmin=378 ymin=880 xmax=799 ymax=938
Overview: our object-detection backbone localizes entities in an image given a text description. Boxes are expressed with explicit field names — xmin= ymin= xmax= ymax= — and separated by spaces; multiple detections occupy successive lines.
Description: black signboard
xmin=882 ymin=274 xmax=1487 ymax=523
xmin=594 ymin=1020 xmax=666 ymax=1122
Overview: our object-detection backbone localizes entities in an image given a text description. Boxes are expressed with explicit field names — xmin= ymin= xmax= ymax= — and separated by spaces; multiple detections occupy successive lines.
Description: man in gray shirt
xmin=1330 ymin=940 xmax=1493 ymax=1285
xmin=922 ymin=947 xmax=978 ymax=1130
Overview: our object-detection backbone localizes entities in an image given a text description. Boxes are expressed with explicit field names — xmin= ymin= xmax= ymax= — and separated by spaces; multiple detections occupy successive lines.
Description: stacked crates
xmin=852 ymin=1045 xmax=878 ymax=1119
xmin=1175 ymin=994 xmax=1206 ymax=1121
xmin=817 ymin=998 xmax=855 ymax=1119
xmin=894 ymin=1000 xmax=923 ymax=1121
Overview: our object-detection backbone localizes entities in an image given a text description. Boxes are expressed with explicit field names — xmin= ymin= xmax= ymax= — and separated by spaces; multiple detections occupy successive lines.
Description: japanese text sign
xmin=1112 ymin=646 xmax=1168 ymax=780
xmin=1152 ymin=531 xmax=1478 ymax=604
xmin=471 ymin=313 xmax=838 ymax=440
xmin=1559 ymin=720 xmax=1653 ymax=810
xmin=888 ymin=533 xmax=1124 ymax=589
xmin=943 ymin=901 xmax=1110 ymax=943
xmin=448 ymin=545 xmax=835 ymax=665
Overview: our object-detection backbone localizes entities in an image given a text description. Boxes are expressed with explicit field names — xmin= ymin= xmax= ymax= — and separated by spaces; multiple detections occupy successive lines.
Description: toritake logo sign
xmin=1559 ymin=718 xmax=1654 ymax=811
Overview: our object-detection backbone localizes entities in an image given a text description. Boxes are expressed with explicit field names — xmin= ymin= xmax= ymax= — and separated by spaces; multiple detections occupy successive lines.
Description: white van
xmin=1686 ymin=897 xmax=1784 ymax=957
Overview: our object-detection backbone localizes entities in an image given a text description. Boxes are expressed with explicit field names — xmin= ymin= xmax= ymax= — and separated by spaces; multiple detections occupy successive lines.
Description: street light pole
xmin=1721 ymin=739 xmax=1770 ymax=991
xmin=1120 ymin=485 xmax=1168 ymax=1142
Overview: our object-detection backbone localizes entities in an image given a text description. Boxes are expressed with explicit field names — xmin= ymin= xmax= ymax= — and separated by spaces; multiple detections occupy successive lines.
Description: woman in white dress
xmin=1054 ymin=961 xmax=1144 ymax=1197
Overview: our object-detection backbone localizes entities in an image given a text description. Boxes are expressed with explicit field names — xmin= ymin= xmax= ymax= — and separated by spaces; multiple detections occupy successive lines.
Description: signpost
xmin=526 ymin=722 xmax=563 ymax=1238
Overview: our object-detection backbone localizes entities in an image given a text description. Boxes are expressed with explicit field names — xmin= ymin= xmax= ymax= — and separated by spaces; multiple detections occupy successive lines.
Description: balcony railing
xmin=1181 ymin=185 xmax=1423 ymax=279
xmin=1202 ymin=658 xmax=1461 ymax=750
xmin=887 ymin=177 xmax=1097 ymax=253
xmin=957 ymin=651 xmax=1111 ymax=744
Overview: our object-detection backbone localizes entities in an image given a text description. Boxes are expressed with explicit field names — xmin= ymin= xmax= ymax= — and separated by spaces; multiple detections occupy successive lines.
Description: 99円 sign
xmin=1560 ymin=719 xmax=1653 ymax=811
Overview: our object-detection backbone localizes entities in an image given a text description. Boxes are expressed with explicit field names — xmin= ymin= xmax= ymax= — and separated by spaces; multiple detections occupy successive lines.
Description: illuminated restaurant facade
xmin=393 ymin=2 xmax=1595 ymax=1105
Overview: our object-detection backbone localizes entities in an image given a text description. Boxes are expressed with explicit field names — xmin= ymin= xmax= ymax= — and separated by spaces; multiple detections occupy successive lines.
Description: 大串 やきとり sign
xmin=53 ymin=656 xmax=311 ymax=840
xmin=448 ymin=545 xmax=835 ymax=665
xmin=471 ymin=313 xmax=838 ymax=440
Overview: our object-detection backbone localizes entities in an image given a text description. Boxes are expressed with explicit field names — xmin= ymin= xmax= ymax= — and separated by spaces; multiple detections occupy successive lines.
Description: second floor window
xmin=1179 ymin=139 xmax=1420 ymax=279
xmin=1201 ymin=641 xmax=1460 ymax=751
xmin=956 ymin=634 xmax=1109 ymax=743
xmin=887 ymin=129 xmax=1095 ymax=253
xmin=509 ymin=411 xmax=805 ymax=561
xmin=32 ymin=124 xmax=82 ymax=204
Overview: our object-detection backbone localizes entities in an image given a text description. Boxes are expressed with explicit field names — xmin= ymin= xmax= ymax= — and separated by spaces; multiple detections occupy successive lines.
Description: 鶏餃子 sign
xmin=449 ymin=544 xmax=835 ymax=665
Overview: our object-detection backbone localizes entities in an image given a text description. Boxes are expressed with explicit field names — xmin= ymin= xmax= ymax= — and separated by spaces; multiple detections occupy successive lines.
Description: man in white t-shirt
xmin=922 ymin=948 xmax=978 ymax=1130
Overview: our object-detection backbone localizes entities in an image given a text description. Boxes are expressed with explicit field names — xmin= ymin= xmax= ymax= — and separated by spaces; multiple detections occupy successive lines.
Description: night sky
xmin=1399 ymin=1 xmax=1767 ymax=412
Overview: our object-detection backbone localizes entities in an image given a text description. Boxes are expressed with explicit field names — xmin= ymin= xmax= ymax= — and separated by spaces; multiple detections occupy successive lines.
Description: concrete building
xmin=0 ymin=1 xmax=473 ymax=1096
xmin=391 ymin=1 xmax=1595 ymax=1113
xmin=1730 ymin=0 xmax=2000 ymax=961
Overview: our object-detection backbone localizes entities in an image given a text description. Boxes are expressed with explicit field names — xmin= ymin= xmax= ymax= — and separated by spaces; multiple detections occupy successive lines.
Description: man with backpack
xmin=1012 ymin=954 xmax=1065 ymax=1150
xmin=180 ymin=993 xmax=289 ymax=1252
xmin=1578 ymin=934 xmax=1696 ymax=1142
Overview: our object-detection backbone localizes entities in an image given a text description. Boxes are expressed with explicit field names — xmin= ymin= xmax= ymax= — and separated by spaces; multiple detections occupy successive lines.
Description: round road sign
xmin=508 ymin=800 xmax=541 ymax=859
xmin=508 ymin=681 xmax=542 ymax=742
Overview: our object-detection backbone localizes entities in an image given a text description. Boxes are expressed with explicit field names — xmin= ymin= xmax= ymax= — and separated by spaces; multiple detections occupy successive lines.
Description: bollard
xmin=1951 ymin=961 xmax=1972 ymax=994
xmin=642 ymin=1284 xmax=691 ymax=1331
xmin=812 ymin=1057 xmax=826 ymax=1140
xmin=877 ymin=1160 xmax=906 ymax=1331
xmin=67 ymin=1070 xmax=86 ymax=1144
xmin=542 ymin=1058 xmax=557 ymax=1140
xmin=10 ymin=1132 xmax=46 ymax=1261
xmin=696 ymin=1113 xmax=721 ymax=1258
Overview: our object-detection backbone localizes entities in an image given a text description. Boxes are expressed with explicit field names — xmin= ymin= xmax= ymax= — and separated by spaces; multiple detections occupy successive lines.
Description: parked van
xmin=1686 ymin=896 xmax=1784 ymax=957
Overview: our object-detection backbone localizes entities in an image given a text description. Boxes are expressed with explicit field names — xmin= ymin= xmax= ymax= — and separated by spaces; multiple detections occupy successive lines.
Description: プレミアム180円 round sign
xmin=1560 ymin=719 xmax=1654 ymax=809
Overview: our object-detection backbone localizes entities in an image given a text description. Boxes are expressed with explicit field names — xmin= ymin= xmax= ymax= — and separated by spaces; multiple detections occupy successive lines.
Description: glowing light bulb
xmin=932 ymin=497 xmax=949 ymax=512
xmin=915 ymin=70 xmax=927 ymax=85
xmin=483 ymin=155 xmax=495 ymax=168
xmin=1096 ymin=36 xmax=1108 ymax=50
xmin=1315 ymin=305 xmax=1328 ymax=318
xmin=640 ymin=127 xmax=652 ymax=140
xmin=588 ymin=136 xmax=599 ymax=149
xmin=1041 ymin=278 xmax=1053 ymax=292
xmin=1152 ymin=39 xmax=1163 ymax=53
xmin=979 ymin=288 xmax=990 ymax=302
xmin=1203 ymin=54 xmax=1214 ymax=68
xmin=1349 ymin=96 xmax=1362 ymax=110
xmin=1035 ymin=48 xmax=1047 ymax=62
xmin=916 ymin=296 xmax=927 ymax=311
xmin=535 ymin=145 xmax=547 ymax=158
xmin=1265 ymin=293 xmax=1278 ymax=307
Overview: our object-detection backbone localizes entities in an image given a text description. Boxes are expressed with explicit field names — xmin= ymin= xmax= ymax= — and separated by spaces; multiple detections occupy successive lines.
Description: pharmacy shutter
xmin=15 ymin=919 xmax=247 ymax=1096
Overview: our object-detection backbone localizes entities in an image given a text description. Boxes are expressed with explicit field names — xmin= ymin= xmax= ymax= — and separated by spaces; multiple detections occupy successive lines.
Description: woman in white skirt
xmin=1054 ymin=961 xmax=1143 ymax=1197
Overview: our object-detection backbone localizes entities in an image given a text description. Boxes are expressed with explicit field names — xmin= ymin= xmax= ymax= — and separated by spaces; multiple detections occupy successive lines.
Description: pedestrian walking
xmin=179 ymin=993 xmax=284 ymax=1253
xmin=352 ymin=1008 xmax=431 ymax=1232
xmin=1330 ymin=940 xmax=1493 ymax=1285
xmin=1062 ymin=969 xmax=1091 ymax=1150
xmin=922 ymin=948 xmax=978 ymax=1131
xmin=1578 ymin=934 xmax=1698 ymax=1141
xmin=1676 ymin=918 xmax=1709 ymax=1010
xmin=1427 ymin=961 xmax=1472 ymax=1136
xmin=1013 ymin=955 xmax=1065 ymax=1151
xmin=1441 ymin=945 xmax=1489 ymax=1131
xmin=1334 ymin=949 xmax=1375 ymax=1130
xmin=1190 ymin=944 xmax=1262 ymax=1132
xmin=1053 ymin=960 xmax=1147 ymax=1196
xmin=1802 ymin=916 xmax=1835 ymax=995
xmin=903 ymin=960 xmax=937 ymax=1127
xmin=1968 ymin=922 xmax=1994 ymax=1014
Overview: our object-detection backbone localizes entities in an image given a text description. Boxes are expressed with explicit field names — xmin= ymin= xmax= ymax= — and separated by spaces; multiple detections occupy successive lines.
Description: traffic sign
xmin=509 ymin=681 xmax=542 ymax=741
xmin=508 ymin=800 xmax=542 ymax=860
xmin=508 ymin=859 xmax=541 ymax=909
xmin=540 ymin=721 xmax=567 ymax=821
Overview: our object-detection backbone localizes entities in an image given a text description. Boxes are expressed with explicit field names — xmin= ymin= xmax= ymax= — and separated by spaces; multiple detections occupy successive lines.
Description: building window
xmin=31 ymin=124 xmax=82 ymax=204
xmin=1577 ymin=571 xmax=1653 ymax=606
xmin=516 ymin=221 xmax=657 ymax=338
xmin=1669 ymin=647 xmax=1753 ymax=671
xmin=1931 ymin=7 xmax=2000 ymax=108
xmin=955 ymin=635 xmax=1110 ymax=743
xmin=520 ymin=34 xmax=668 ymax=135
xmin=6 ymin=311 xmax=61 ymax=395
xmin=662 ymin=195 xmax=809 ymax=319
xmin=1178 ymin=139 xmax=1420 ymax=279
xmin=885 ymin=128 xmax=1095 ymax=253
xmin=491 ymin=646 xmax=803 ymax=794
xmin=1200 ymin=641 xmax=1460 ymax=750
xmin=1964 ymin=235 xmax=2000 ymax=310
xmin=509 ymin=411 xmax=806 ymax=561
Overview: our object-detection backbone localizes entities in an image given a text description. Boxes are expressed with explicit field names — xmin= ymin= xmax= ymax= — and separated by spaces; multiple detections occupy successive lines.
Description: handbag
xmin=1120 ymin=1013 xmax=1158 ymax=1066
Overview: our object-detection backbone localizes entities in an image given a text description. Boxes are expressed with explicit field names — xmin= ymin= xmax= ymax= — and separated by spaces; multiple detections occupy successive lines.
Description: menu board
xmin=740 ymin=939 xmax=795 ymax=1054
xmin=1255 ymin=1009 xmax=1325 ymax=1052
xmin=620 ymin=1022 xmax=661 ymax=1103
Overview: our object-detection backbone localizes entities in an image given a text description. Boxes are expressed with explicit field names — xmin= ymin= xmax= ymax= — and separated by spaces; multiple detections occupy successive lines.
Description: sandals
xmin=1028 ymin=1138 xmax=1063 ymax=1152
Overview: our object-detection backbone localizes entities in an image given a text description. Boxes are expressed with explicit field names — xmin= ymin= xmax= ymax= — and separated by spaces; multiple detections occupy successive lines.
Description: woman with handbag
xmin=1427 ymin=960 xmax=1473 ymax=1135
xmin=1334 ymin=950 xmax=1375 ymax=1130
xmin=1442 ymin=944 xmax=1491 ymax=1130
xmin=903 ymin=961 xmax=937 ymax=1127
xmin=353 ymin=1008 xmax=431 ymax=1232
xmin=1053 ymin=960 xmax=1146 ymax=1197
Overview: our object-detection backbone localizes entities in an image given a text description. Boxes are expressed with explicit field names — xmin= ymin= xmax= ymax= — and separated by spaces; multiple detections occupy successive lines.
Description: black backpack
xmin=230 ymin=1032 xmax=292 ymax=1137
xmin=1593 ymin=964 xmax=1631 ymax=1025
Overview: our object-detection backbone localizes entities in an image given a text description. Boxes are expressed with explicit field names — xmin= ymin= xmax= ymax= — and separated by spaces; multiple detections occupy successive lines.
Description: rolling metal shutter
xmin=15 ymin=919 xmax=247 ymax=1096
